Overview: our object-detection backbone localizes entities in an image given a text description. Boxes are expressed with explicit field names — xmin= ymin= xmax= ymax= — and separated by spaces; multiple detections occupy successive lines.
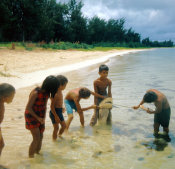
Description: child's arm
xmin=133 ymin=99 xmax=144 ymax=109
xmin=81 ymin=105 xmax=98 ymax=111
xmin=74 ymin=98 xmax=83 ymax=114
xmin=108 ymin=80 xmax=112 ymax=97
xmin=93 ymin=81 xmax=99 ymax=105
xmin=91 ymin=91 xmax=105 ymax=99
xmin=50 ymin=96 xmax=61 ymax=123
xmin=26 ymin=91 xmax=44 ymax=124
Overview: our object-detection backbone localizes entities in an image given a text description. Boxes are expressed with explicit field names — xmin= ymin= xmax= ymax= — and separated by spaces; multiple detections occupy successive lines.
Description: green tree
xmin=88 ymin=16 xmax=106 ymax=43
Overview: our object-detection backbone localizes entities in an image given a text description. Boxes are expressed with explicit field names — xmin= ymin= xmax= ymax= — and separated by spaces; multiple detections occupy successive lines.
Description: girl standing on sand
xmin=24 ymin=75 xmax=59 ymax=158
xmin=0 ymin=83 xmax=15 ymax=156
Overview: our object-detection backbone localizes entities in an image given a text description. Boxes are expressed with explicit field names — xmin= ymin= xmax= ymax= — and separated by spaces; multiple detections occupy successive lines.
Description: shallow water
xmin=1 ymin=48 xmax=175 ymax=169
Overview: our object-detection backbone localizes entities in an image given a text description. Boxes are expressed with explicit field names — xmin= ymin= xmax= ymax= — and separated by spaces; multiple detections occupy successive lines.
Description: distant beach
xmin=0 ymin=48 xmax=145 ymax=89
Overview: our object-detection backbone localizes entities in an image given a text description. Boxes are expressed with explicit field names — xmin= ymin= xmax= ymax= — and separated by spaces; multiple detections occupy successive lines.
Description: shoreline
xmin=0 ymin=49 xmax=147 ymax=89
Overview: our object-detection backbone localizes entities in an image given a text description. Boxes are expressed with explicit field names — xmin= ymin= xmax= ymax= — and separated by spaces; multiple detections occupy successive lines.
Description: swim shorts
xmin=49 ymin=108 xmax=64 ymax=124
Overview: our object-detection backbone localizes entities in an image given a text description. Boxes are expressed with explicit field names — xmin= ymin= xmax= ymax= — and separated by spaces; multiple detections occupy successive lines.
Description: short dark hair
xmin=143 ymin=91 xmax=158 ymax=103
xmin=79 ymin=88 xmax=91 ymax=98
xmin=99 ymin=64 xmax=109 ymax=72
xmin=41 ymin=75 xmax=60 ymax=98
xmin=56 ymin=75 xmax=68 ymax=86
xmin=0 ymin=83 xmax=15 ymax=99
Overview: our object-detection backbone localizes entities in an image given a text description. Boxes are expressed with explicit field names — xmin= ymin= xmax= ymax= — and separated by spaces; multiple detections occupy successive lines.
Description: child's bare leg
xmin=79 ymin=113 xmax=84 ymax=127
xmin=66 ymin=114 xmax=73 ymax=130
xmin=163 ymin=127 xmax=169 ymax=134
xmin=90 ymin=110 xmax=98 ymax=126
xmin=52 ymin=123 xmax=59 ymax=140
xmin=36 ymin=132 xmax=43 ymax=154
xmin=0 ymin=131 xmax=4 ymax=156
xmin=59 ymin=121 xmax=66 ymax=136
xmin=153 ymin=123 xmax=160 ymax=136
xmin=29 ymin=128 xmax=40 ymax=158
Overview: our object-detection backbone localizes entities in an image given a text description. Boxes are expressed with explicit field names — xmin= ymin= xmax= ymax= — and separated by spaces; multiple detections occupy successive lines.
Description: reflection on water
xmin=1 ymin=48 xmax=175 ymax=168
xmin=141 ymin=139 xmax=168 ymax=151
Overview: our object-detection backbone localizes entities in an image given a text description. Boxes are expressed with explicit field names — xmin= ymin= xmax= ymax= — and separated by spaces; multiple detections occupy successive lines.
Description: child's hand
xmin=37 ymin=117 xmax=44 ymax=124
xmin=55 ymin=117 xmax=61 ymax=123
xmin=140 ymin=105 xmax=148 ymax=111
xmin=91 ymin=105 xmax=99 ymax=109
xmin=132 ymin=105 xmax=140 ymax=109
xmin=146 ymin=108 xmax=152 ymax=114
xmin=62 ymin=108 xmax=66 ymax=113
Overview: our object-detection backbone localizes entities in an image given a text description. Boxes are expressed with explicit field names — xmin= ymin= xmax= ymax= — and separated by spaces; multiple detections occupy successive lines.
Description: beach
xmin=2 ymin=48 xmax=175 ymax=169
xmin=0 ymin=48 xmax=144 ymax=89
xmin=0 ymin=48 xmax=144 ymax=168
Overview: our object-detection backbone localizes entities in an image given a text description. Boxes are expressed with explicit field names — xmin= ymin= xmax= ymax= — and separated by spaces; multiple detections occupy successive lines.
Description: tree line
xmin=0 ymin=0 xmax=174 ymax=47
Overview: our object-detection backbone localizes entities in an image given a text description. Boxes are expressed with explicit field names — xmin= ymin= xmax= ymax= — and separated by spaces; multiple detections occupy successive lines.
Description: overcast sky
xmin=60 ymin=0 xmax=175 ymax=42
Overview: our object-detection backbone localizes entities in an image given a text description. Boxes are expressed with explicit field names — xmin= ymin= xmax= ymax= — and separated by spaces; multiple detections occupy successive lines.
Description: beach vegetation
xmin=0 ymin=0 xmax=174 ymax=48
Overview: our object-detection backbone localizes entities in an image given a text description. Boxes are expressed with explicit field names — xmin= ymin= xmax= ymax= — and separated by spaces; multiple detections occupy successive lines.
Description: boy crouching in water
xmin=133 ymin=89 xmax=171 ymax=142
xmin=90 ymin=64 xmax=112 ymax=126
xmin=50 ymin=75 xmax=68 ymax=140
xmin=64 ymin=87 xmax=105 ymax=130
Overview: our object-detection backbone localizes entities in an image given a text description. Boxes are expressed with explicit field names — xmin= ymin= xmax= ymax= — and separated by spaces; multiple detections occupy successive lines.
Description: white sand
xmin=0 ymin=49 xmax=144 ymax=89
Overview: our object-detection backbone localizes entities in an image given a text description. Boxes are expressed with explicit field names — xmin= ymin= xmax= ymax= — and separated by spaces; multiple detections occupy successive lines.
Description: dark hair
xmin=143 ymin=91 xmax=158 ymax=103
xmin=79 ymin=88 xmax=91 ymax=98
xmin=41 ymin=75 xmax=60 ymax=98
xmin=56 ymin=75 xmax=68 ymax=86
xmin=0 ymin=83 xmax=15 ymax=99
xmin=99 ymin=64 xmax=109 ymax=72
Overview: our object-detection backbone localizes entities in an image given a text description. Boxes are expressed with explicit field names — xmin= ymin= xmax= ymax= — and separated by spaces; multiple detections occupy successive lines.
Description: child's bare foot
xmin=29 ymin=154 xmax=34 ymax=158
xmin=58 ymin=135 xmax=64 ymax=139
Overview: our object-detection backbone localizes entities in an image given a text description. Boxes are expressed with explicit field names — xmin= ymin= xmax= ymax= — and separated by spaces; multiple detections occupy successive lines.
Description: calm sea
xmin=1 ymin=48 xmax=175 ymax=169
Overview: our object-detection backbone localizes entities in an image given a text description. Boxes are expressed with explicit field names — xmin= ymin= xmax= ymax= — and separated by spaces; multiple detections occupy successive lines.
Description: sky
xmin=60 ymin=0 xmax=175 ymax=42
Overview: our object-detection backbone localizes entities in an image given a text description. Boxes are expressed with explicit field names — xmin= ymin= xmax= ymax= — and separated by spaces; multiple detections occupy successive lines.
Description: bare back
xmin=148 ymin=89 xmax=170 ymax=110
xmin=65 ymin=88 xmax=80 ymax=101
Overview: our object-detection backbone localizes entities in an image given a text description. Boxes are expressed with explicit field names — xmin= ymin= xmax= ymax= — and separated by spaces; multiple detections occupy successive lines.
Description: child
xmin=25 ymin=75 xmax=59 ymax=158
xmin=50 ymin=75 xmax=68 ymax=140
xmin=90 ymin=64 xmax=112 ymax=126
xmin=64 ymin=87 xmax=105 ymax=130
xmin=0 ymin=83 xmax=15 ymax=155
xmin=133 ymin=89 xmax=171 ymax=141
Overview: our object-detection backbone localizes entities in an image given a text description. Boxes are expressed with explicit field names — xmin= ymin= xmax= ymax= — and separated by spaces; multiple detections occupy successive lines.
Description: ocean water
xmin=1 ymin=48 xmax=175 ymax=169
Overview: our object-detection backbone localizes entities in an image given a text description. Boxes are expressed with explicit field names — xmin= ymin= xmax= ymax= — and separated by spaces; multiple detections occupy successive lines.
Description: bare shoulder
xmin=29 ymin=89 xmax=38 ymax=98
xmin=66 ymin=90 xmax=77 ymax=100
xmin=94 ymin=78 xmax=100 ymax=85
xmin=94 ymin=78 xmax=100 ymax=83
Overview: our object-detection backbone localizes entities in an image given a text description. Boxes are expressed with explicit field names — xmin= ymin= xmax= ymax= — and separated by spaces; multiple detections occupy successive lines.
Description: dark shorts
xmin=25 ymin=110 xmax=45 ymax=133
xmin=64 ymin=100 xmax=77 ymax=115
xmin=49 ymin=108 xmax=64 ymax=124
xmin=154 ymin=108 xmax=171 ymax=128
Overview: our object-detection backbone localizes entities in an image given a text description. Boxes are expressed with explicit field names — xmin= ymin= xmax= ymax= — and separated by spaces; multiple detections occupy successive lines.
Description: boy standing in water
xmin=50 ymin=75 xmax=68 ymax=140
xmin=0 ymin=83 xmax=15 ymax=156
xmin=133 ymin=89 xmax=171 ymax=141
xmin=64 ymin=87 xmax=105 ymax=130
xmin=90 ymin=64 xmax=112 ymax=126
